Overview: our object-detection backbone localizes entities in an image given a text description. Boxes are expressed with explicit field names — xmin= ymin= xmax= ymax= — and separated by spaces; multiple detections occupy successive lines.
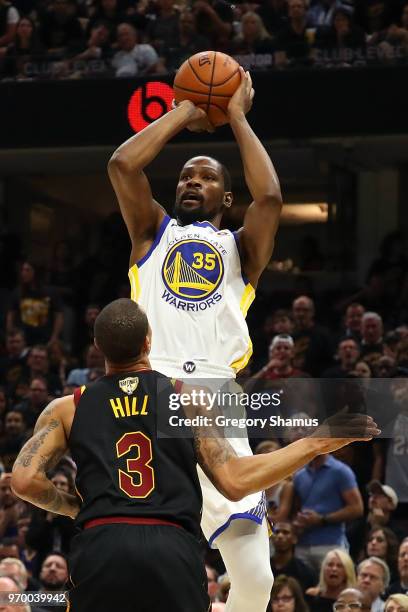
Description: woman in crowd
xmin=306 ymin=549 xmax=356 ymax=612
xmin=270 ymin=575 xmax=310 ymax=612
xmin=364 ymin=527 xmax=399 ymax=582
xmin=385 ymin=594 xmax=408 ymax=612
xmin=231 ymin=11 xmax=274 ymax=55
xmin=3 ymin=16 xmax=45 ymax=79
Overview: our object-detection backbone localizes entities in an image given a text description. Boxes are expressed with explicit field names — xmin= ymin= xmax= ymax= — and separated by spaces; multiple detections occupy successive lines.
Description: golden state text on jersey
xmin=129 ymin=217 xmax=255 ymax=373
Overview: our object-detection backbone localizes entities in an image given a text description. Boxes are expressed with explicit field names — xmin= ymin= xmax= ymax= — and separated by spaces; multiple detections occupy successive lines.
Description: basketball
xmin=173 ymin=51 xmax=241 ymax=127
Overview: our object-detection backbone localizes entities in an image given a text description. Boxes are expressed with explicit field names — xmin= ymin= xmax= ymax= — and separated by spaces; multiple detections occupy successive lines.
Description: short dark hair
xmin=94 ymin=299 xmax=148 ymax=364
xmin=220 ymin=163 xmax=232 ymax=192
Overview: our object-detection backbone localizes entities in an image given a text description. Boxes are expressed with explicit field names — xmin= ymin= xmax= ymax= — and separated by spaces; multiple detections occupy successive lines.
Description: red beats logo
xmin=127 ymin=81 xmax=174 ymax=133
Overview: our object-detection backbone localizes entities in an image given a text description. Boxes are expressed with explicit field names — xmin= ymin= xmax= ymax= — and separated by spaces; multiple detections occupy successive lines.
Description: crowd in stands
xmin=0 ymin=0 xmax=408 ymax=80
xmin=0 ymin=221 xmax=407 ymax=611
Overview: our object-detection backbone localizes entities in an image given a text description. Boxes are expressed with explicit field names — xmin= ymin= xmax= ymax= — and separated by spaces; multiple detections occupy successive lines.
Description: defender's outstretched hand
xmin=227 ymin=67 xmax=255 ymax=120
xmin=172 ymin=99 xmax=215 ymax=133
xmin=310 ymin=410 xmax=381 ymax=455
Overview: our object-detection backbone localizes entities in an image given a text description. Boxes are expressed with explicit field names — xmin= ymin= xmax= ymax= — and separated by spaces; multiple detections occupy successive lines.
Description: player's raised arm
xmin=108 ymin=101 xmax=213 ymax=264
xmin=229 ymin=68 xmax=283 ymax=287
xmin=193 ymin=414 xmax=380 ymax=502
xmin=11 ymin=397 xmax=79 ymax=519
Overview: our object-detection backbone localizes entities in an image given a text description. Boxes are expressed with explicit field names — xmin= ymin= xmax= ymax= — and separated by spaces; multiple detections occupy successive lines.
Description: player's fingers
xmin=246 ymin=70 xmax=252 ymax=89
xmin=250 ymin=88 xmax=255 ymax=101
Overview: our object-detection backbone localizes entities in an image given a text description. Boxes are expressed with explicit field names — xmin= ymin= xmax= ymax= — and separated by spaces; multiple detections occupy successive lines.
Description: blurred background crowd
xmin=0 ymin=218 xmax=407 ymax=610
xmin=1 ymin=0 xmax=408 ymax=80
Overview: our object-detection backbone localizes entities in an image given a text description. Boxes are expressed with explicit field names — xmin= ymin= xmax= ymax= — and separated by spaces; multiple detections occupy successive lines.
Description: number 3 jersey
xmin=129 ymin=216 xmax=255 ymax=376
xmin=69 ymin=371 xmax=202 ymax=537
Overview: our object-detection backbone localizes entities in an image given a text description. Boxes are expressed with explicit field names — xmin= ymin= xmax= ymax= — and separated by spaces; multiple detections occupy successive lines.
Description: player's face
xmin=174 ymin=158 xmax=226 ymax=225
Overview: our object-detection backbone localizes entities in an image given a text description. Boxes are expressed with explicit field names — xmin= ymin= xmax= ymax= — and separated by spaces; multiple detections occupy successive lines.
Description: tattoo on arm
xmin=15 ymin=419 xmax=61 ymax=469
xmin=193 ymin=432 xmax=236 ymax=483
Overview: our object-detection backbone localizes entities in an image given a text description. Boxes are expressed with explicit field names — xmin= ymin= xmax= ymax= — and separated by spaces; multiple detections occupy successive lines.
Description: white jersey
xmin=129 ymin=215 xmax=255 ymax=375
xmin=129 ymin=215 xmax=266 ymax=545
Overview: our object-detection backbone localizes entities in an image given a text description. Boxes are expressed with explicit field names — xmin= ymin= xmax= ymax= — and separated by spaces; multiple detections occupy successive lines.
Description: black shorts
xmin=68 ymin=523 xmax=210 ymax=612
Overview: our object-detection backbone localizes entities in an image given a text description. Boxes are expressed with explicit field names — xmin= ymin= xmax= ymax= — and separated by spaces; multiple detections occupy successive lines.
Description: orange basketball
xmin=173 ymin=51 xmax=241 ymax=127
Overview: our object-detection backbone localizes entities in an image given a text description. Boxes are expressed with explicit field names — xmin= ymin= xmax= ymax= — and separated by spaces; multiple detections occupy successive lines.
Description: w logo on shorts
xmin=183 ymin=361 xmax=196 ymax=374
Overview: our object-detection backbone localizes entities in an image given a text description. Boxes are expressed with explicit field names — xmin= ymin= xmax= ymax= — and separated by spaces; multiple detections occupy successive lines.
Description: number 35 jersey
xmin=129 ymin=216 xmax=255 ymax=375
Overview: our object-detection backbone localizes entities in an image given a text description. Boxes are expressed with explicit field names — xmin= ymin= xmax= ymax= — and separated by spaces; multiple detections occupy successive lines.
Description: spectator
xmin=0 ymin=0 xmax=19 ymax=51
xmin=366 ymin=481 xmax=401 ymax=533
xmin=6 ymin=262 xmax=63 ymax=347
xmin=274 ymin=0 xmax=314 ymax=68
xmin=73 ymin=303 xmax=100 ymax=357
xmin=385 ymin=378 xmax=408 ymax=514
xmin=306 ymin=549 xmax=357 ymax=612
xmin=231 ymin=11 xmax=274 ymax=55
xmin=40 ymin=0 xmax=85 ymax=57
xmin=26 ymin=345 xmax=62 ymax=396
xmin=369 ymin=5 xmax=408 ymax=60
xmin=360 ymin=312 xmax=384 ymax=359
xmin=270 ymin=575 xmax=310 ymax=611
xmin=357 ymin=557 xmax=390 ymax=611
xmin=87 ymin=0 xmax=137 ymax=41
xmin=343 ymin=303 xmax=366 ymax=342
xmin=0 ymin=557 xmax=29 ymax=590
xmin=314 ymin=7 xmax=366 ymax=66
xmin=217 ymin=573 xmax=230 ymax=603
xmin=364 ymin=527 xmax=399 ymax=582
xmin=38 ymin=552 xmax=68 ymax=594
xmin=65 ymin=343 xmax=104 ymax=386
xmin=322 ymin=338 xmax=360 ymax=377
xmin=355 ymin=1 xmax=396 ymax=36
xmin=2 ymin=17 xmax=46 ymax=79
xmin=0 ymin=411 xmax=27 ymax=472
xmin=0 ymin=473 xmax=25 ymax=541
xmin=111 ymin=22 xmax=162 ymax=77
xmin=16 ymin=376 xmax=49 ymax=430
xmin=293 ymin=452 xmax=363 ymax=570
xmin=291 ymin=296 xmax=333 ymax=376
xmin=164 ymin=8 xmax=210 ymax=71
xmin=384 ymin=593 xmax=408 ymax=611
xmin=256 ymin=0 xmax=287 ymax=35
xmin=0 ymin=575 xmax=26 ymax=612
xmin=147 ymin=0 xmax=180 ymax=56
xmin=251 ymin=309 xmax=294 ymax=373
xmin=25 ymin=469 xmax=76 ymax=572
xmin=374 ymin=355 xmax=397 ymax=377
xmin=386 ymin=539 xmax=408 ymax=597
xmin=308 ymin=0 xmax=354 ymax=27
xmin=351 ymin=360 xmax=373 ymax=378
xmin=270 ymin=521 xmax=317 ymax=591
xmin=254 ymin=334 xmax=307 ymax=380
xmin=192 ymin=0 xmax=233 ymax=50
xmin=255 ymin=441 xmax=294 ymax=522
xmin=333 ymin=587 xmax=372 ymax=611
xmin=0 ymin=329 xmax=28 ymax=391
xmin=73 ymin=20 xmax=113 ymax=69
xmin=206 ymin=565 xmax=219 ymax=603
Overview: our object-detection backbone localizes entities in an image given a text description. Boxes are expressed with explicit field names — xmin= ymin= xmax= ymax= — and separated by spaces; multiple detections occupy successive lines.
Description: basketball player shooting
xmin=108 ymin=68 xmax=282 ymax=611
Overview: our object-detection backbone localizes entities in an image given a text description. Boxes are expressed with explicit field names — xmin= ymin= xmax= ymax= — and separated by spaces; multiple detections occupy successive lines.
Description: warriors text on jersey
xmin=69 ymin=370 xmax=202 ymax=536
xmin=129 ymin=216 xmax=255 ymax=374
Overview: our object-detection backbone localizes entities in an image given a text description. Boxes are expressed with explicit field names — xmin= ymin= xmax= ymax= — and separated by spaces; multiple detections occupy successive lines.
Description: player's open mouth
xmin=181 ymin=192 xmax=203 ymax=203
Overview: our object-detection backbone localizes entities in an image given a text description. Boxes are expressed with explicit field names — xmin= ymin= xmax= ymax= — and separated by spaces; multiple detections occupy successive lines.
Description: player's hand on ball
xmin=227 ymin=67 xmax=254 ymax=120
xmin=172 ymin=99 xmax=215 ymax=133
